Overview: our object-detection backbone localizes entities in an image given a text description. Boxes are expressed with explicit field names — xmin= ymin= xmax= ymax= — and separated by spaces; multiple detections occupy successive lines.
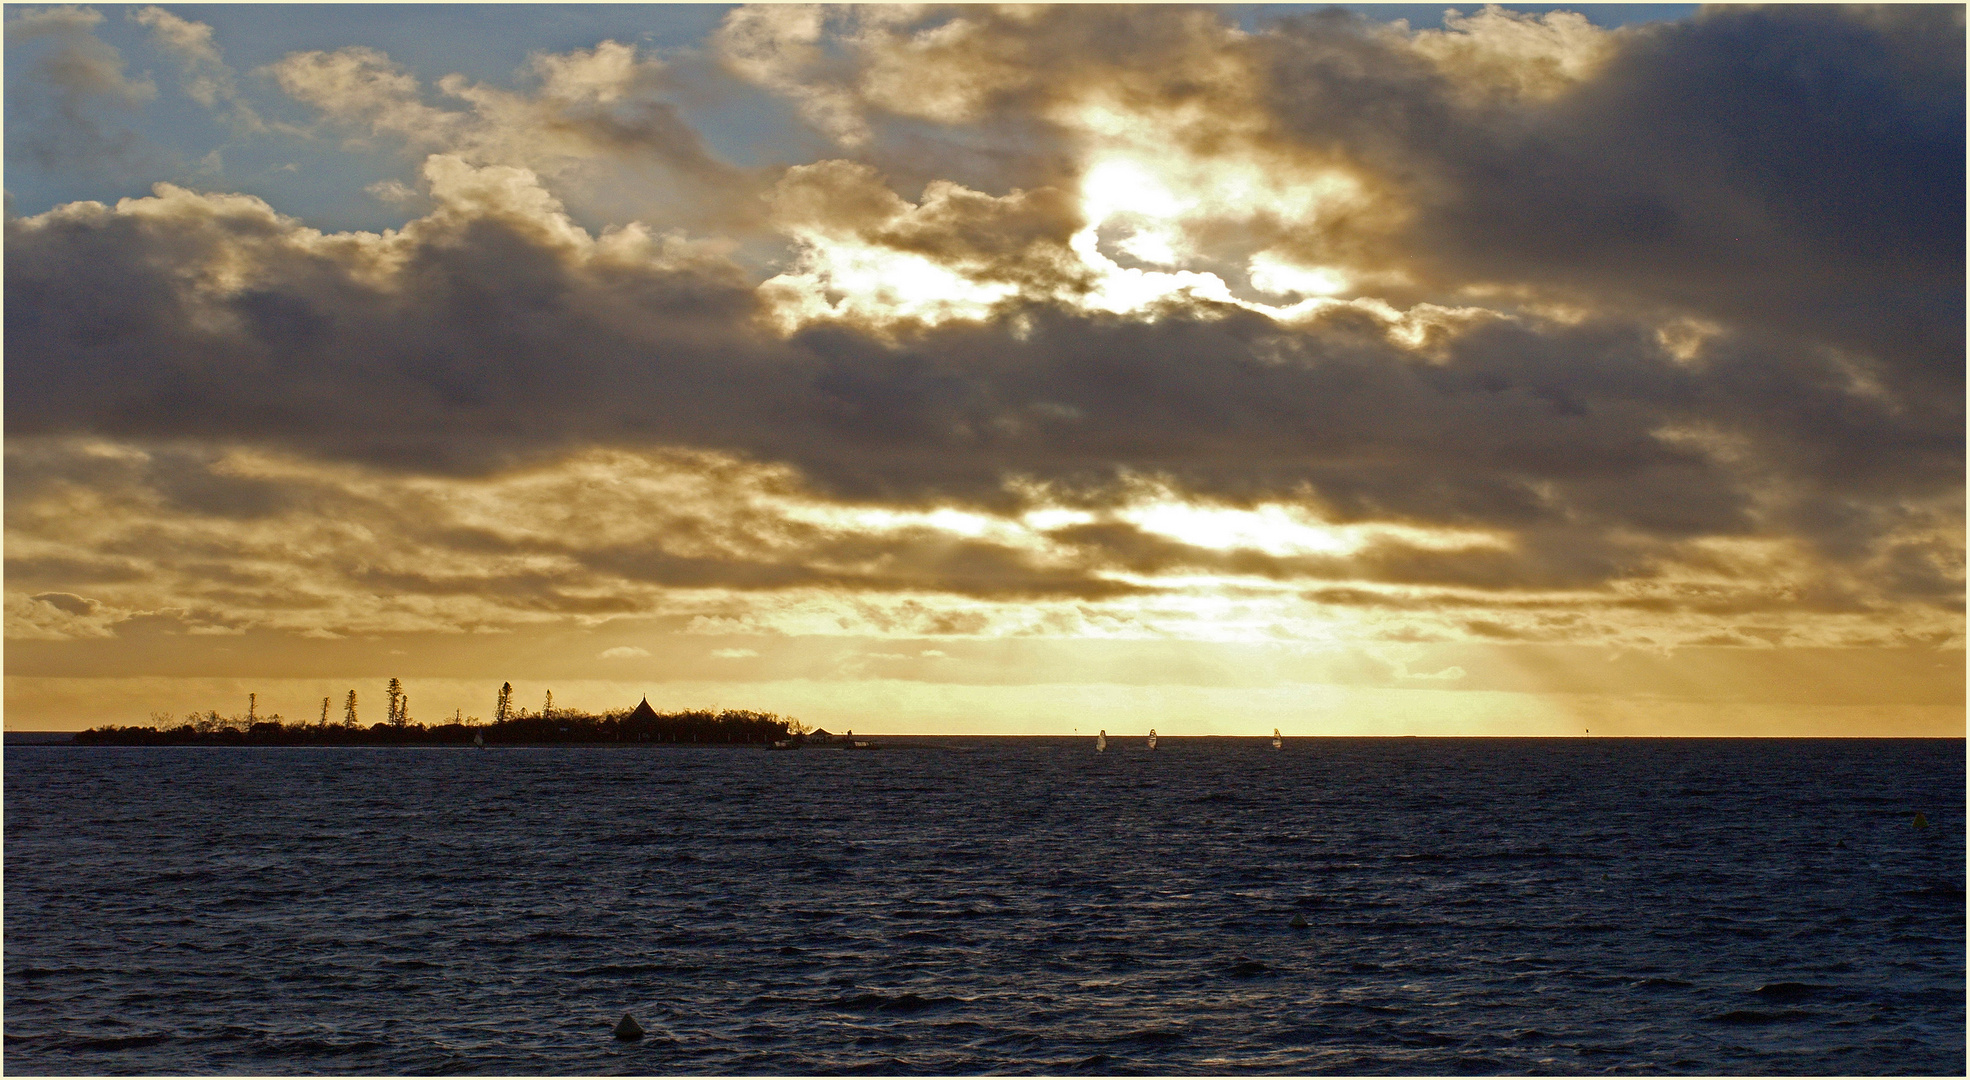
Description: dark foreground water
xmin=4 ymin=738 xmax=1963 ymax=1075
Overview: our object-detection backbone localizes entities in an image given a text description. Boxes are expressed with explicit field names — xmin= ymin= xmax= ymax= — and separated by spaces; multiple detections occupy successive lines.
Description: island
xmin=74 ymin=695 xmax=813 ymax=747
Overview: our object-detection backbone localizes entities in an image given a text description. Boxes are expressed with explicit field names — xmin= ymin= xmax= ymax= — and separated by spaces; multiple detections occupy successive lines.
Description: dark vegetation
xmin=75 ymin=708 xmax=796 ymax=746
xmin=75 ymin=684 xmax=802 ymax=747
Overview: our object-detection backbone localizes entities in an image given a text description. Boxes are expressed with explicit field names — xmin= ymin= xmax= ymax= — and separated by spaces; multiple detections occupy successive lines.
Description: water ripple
xmin=4 ymin=737 xmax=1963 ymax=1074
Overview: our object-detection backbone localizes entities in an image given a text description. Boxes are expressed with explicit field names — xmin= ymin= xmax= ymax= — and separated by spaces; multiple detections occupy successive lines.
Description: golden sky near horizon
xmin=4 ymin=4 xmax=1963 ymax=734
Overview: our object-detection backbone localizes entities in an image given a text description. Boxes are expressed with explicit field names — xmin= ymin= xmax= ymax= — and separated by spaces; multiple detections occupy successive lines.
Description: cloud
xmin=263 ymin=41 xmax=756 ymax=232
xmin=5 ymin=5 xmax=159 ymax=172
xmin=6 ymin=146 xmax=1958 ymax=612
xmin=129 ymin=6 xmax=261 ymax=131
xmin=30 ymin=591 xmax=98 ymax=616
xmin=6 ymin=6 xmax=155 ymax=103
xmin=4 ymin=436 xmax=1957 ymax=655
xmin=1408 ymin=6 xmax=1614 ymax=102
xmin=365 ymin=178 xmax=422 ymax=208
xmin=710 ymin=648 xmax=758 ymax=659
xmin=760 ymin=159 xmax=1091 ymax=330
xmin=600 ymin=645 xmax=650 ymax=659
xmin=712 ymin=5 xmax=874 ymax=147
xmin=263 ymin=46 xmax=461 ymax=145
xmin=9 ymin=590 xmax=119 ymax=640
xmin=714 ymin=4 xmax=1961 ymax=392
xmin=3 ymin=5 xmax=1960 ymax=663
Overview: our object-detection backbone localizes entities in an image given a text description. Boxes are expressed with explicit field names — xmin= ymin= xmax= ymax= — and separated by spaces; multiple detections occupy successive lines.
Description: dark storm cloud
xmin=5 ymin=4 xmax=1960 ymax=608
xmin=4 ymin=178 xmax=765 ymax=475
xmin=779 ymin=3 xmax=1961 ymax=402
xmin=1 ymin=182 xmax=1943 ymax=563
xmin=1258 ymin=4 xmax=1963 ymax=382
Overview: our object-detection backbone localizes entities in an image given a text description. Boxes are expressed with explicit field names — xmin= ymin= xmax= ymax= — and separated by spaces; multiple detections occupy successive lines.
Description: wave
xmin=1708 ymin=1009 xmax=1820 ymax=1025
xmin=832 ymin=991 xmax=967 ymax=1013
xmin=64 ymin=1033 xmax=172 ymax=1051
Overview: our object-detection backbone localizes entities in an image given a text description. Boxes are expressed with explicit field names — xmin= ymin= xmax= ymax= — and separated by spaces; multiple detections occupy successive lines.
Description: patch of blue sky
xmin=4 ymin=3 xmax=793 ymax=232
xmin=5 ymin=4 xmax=1702 ymax=234
xmin=162 ymin=4 xmax=737 ymax=82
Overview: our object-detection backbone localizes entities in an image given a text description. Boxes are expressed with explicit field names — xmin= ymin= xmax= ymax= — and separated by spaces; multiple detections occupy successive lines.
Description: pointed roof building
xmin=628 ymin=696 xmax=659 ymax=723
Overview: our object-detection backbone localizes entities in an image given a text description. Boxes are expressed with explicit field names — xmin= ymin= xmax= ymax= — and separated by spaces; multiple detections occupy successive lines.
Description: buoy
xmin=1289 ymin=913 xmax=1309 ymax=928
xmin=1913 ymin=812 xmax=1929 ymax=829
xmin=614 ymin=1014 xmax=644 ymax=1040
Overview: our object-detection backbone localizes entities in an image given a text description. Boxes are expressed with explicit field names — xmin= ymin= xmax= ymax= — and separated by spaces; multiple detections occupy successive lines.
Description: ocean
xmin=4 ymin=737 xmax=1963 ymax=1075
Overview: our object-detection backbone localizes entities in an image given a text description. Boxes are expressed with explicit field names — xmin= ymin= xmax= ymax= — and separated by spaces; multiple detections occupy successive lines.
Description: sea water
xmin=4 ymin=737 xmax=1963 ymax=1075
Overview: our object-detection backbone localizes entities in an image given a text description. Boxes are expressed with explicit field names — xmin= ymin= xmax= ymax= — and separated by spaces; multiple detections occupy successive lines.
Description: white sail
xmin=1147 ymin=728 xmax=1157 ymax=750
xmin=1272 ymin=728 xmax=1282 ymax=750
xmin=1096 ymin=729 xmax=1107 ymax=752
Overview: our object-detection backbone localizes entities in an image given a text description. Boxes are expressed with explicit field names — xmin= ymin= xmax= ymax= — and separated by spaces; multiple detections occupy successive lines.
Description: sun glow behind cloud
xmin=754 ymin=86 xmax=1394 ymax=333
xmin=760 ymin=231 xmax=1027 ymax=332
xmin=12 ymin=437 xmax=1955 ymax=656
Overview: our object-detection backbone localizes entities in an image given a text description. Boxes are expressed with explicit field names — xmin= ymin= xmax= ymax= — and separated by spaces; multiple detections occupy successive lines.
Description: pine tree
xmin=386 ymin=678 xmax=404 ymax=725
xmin=344 ymin=689 xmax=359 ymax=727
xmin=543 ymin=689 xmax=554 ymax=719
xmin=496 ymin=682 xmax=512 ymax=723
xmin=320 ymin=697 xmax=331 ymax=727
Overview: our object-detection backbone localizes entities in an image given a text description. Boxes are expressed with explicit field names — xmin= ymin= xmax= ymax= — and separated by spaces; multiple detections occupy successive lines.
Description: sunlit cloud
xmin=8 ymin=437 xmax=1956 ymax=661
xmin=1408 ymin=6 xmax=1616 ymax=102
xmin=3 ymin=4 xmax=1959 ymax=733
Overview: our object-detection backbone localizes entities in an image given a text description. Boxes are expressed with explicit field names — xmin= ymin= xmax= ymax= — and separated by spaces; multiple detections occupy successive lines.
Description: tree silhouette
xmin=386 ymin=678 xmax=405 ymax=725
xmin=84 ymin=701 xmax=797 ymax=746
xmin=543 ymin=689 xmax=554 ymax=719
xmin=496 ymin=682 xmax=513 ymax=723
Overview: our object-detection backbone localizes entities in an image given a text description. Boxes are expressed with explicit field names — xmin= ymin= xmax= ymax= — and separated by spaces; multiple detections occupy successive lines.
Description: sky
xmin=4 ymin=3 xmax=1962 ymax=736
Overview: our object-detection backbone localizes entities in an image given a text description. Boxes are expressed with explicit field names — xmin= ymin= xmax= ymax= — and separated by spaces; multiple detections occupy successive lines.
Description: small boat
xmin=1096 ymin=730 xmax=1107 ymax=752
xmin=1272 ymin=728 xmax=1282 ymax=750
xmin=1147 ymin=729 xmax=1157 ymax=750
xmin=473 ymin=730 xmax=485 ymax=748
